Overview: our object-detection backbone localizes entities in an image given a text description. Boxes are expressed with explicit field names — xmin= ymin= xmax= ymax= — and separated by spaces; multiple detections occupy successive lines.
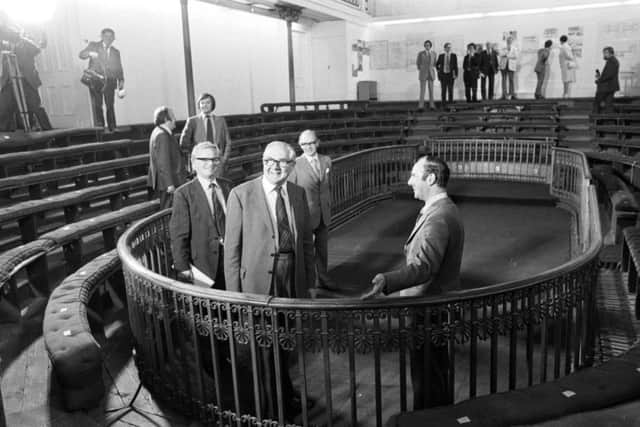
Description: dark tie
xmin=210 ymin=182 xmax=225 ymax=238
xmin=275 ymin=186 xmax=293 ymax=252
xmin=205 ymin=116 xmax=214 ymax=143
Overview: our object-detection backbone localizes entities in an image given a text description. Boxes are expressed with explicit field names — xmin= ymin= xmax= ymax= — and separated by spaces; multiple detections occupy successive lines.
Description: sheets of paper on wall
xmin=562 ymin=390 xmax=576 ymax=398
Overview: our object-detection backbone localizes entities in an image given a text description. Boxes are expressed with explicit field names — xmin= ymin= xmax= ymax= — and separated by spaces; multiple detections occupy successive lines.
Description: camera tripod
xmin=1 ymin=50 xmax=32 ymax=132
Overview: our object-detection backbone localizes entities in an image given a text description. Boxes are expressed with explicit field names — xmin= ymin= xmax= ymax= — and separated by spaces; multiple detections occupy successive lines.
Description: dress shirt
xmin=262 ymin=176 xmax=297 ymax=250
xmin=197 ymin=176 xmax=227 ymax=216
xmin=304 ymin=153 xmax=321 ymax=176
xmin=444 ymin=53 xmax=450 ymax=73
xmin=201 ymin=113 xmax=216 ymax=142
xmin=159 ymin=124 xmax=172 ymax=135
xmin=102 ymin=43 xmax=111 ymax=60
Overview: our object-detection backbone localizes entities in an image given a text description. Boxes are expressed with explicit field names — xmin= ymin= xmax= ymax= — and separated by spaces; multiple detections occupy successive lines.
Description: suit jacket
xmin=463 ymin=53 xmax=480 ymax=81
xmin=179 ymin=114 xmax=232 ymax=163
xmin=436 ymin=53 xmax=458 ymax=80
xmin=499 ymin=45 xmax=518 ymax=71
xmin=289 ymin=154 xmax=332 ymax=229
xmin=417 ymin=50 xmax=437 ymax=81
xmin=534 ymin=48 xmax=550 ymax=73
xmin=147 ymin=126 xmax=187 ymax=191
xmin=78 ymin=41 xmax=124 ymax=82
xmin=383 ymin=196 xmax=464 ymax=297
xmin=224 ymin=177 xmax=316 ymax=297
xmin=169 ymin=177 xmax=232 ymax=287
xmin=597 ymin=56 xmax=620 ymax=94
xmin=479 ymin=49 xmax=499 ymax=75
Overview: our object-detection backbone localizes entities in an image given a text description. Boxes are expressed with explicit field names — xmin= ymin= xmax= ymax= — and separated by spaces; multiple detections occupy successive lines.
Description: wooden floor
xmin=0 ymin=187 xmax=621 ymax=427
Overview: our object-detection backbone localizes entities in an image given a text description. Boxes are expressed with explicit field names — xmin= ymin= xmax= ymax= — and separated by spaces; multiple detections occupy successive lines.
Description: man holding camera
xmin=79 ymin=28 xmax=124 ymax=132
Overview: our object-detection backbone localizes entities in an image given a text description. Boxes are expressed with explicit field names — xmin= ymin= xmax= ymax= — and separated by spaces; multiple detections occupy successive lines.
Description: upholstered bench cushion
xmin=0 ymin=239 xmax=56 ymax=286
xmin=43 ymin=250 xmax=121 ymax=411
xmin=611 ymin=190 xmax=639 ymax=213
xmin=386 ymin=346 xmax=640 ymax=427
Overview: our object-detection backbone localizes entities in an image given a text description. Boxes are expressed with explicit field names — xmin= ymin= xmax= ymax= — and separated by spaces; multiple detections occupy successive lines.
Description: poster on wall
xmin=544 ymin=28 xmax=558 ymax=39
xmin=502 ymin=30 xmax=518 ymax=42
xmin=521 ymin=36 xmax=538 ymax=54
xmin=406 ymin=39 xmax=424 ymax=72
xmin=388 ymin=41 xmax=407 ymax=69
xmin=567 ymin=26 xmax=584 ymax=58
xmin=369 ymin=40 xmax=389 ymax=70
xmin=599 ymin=20 xmax=640 ymax=95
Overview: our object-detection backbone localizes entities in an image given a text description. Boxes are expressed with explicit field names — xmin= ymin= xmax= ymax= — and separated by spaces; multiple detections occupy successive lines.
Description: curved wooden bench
xmin=386 ymin=344 xmax=640 ymax=427
xmin=0 ymin=128 xmax=102 ymax=154
xmin=0 ymin=176 xmax=147 ymax=243
xmin=43 ymin=249 xmax=121 ymax=410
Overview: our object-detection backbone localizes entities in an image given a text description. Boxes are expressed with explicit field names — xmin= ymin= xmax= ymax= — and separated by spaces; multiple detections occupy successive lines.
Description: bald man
xmin=289 ymin=130 xmax=333 ymax=289
xmin=224 ymin=141 xmax=316 ymax=420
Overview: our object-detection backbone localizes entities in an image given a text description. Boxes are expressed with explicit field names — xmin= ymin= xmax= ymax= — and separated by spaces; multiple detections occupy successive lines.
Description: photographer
xmin=79 ymin=28 xmax=124 ymax=132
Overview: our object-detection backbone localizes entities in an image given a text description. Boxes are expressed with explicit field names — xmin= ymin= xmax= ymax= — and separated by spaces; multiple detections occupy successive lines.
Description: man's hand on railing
xmin=361 ymin=273 xmax=386 ymax=300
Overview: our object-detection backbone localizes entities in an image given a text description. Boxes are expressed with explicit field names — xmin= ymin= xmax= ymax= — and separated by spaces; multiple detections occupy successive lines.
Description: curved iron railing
xmin=118 ymin=141 xmax=601 ymax=427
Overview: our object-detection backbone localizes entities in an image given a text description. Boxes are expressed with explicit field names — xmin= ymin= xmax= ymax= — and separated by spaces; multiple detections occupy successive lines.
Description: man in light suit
xmin=417 ymin=40 xmax=437 ymax=111
xmin=180 ymin=93 xmax=232 ymax=174
xmin=225 ymin=140 xmax=315 ymax=420
xmin=363 ymin=156 xmax=465 ymax=410
xmin=499 ymin=36 xmax=519 ymax=100
xmin=593 ymin=46 xmax=620 ymax=114
xmin=78 ymin=28 xmax=124 ymax=131
xmin=170 ymin=142 xmax=230 ymax=289
xmin=289 ymin=129 xmax=333 ymax=290
xmin=435 ymin=43 xmax=458 ymax=109
xmin=147 ymin=106 xmax=186 ymax=210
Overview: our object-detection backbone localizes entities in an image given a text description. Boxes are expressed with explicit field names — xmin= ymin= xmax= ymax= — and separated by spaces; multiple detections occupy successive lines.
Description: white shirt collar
xmin=201 ymin=112 xmax=214 ymax=119
xmin=159 ymin=124 xmax=172 ymax=134
xmin=420 ymin=192 xmax=448 ymax=215
xmin=197 ymin=175 xmax=218 ymax=190
xmin=304 ymin=153 xmax=318 ymax=162
xmin=262 ymin=176 xmax=288 ymax=197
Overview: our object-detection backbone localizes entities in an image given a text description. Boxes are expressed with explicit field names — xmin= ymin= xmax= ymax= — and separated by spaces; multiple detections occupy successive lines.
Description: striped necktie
xmin=275 ymin=186 xmax=293 ymax=252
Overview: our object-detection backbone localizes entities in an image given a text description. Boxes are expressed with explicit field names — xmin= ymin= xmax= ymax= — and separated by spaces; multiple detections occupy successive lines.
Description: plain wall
xmin=32 ymin=0 xmax=308 ymax=127
xmin=364 ymin=5 xmax=640 ymax=100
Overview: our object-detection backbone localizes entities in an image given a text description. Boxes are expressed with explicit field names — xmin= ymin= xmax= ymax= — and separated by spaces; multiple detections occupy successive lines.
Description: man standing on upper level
xmin=79 ymin=28 xmax=124 ymax=132
xmin=436 ymin=42 xmax=458 ymax=109
xmin=363 ymin=156 xmax=465 ymax=410
xmin=289 ymin=129 xmax=334 ymax=290
xmin=417 ymin=40 xmax=437 ymax=111
xmin=180 ymin=93 xmax=232 ymax=174
xmin=147 ymin=105 xmax=186 ymax=210
xmin=593 ymin=46 xmax=620 ymax=114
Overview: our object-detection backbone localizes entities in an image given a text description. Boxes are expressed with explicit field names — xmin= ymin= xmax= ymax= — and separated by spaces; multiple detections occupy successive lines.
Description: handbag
xmin=80 ymin=69 xmax=105 ymax=91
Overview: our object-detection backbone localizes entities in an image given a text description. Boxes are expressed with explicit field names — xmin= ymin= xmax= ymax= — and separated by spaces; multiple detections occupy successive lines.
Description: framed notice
xmin=369 ymin=40 xmax=389 ymax=70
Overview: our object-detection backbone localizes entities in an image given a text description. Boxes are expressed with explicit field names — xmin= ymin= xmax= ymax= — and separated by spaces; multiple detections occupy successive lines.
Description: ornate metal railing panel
xmin=425 ymin=138 xmax=554 ymax=183
xmin=118 ymin=143 xmax=601 ymax=427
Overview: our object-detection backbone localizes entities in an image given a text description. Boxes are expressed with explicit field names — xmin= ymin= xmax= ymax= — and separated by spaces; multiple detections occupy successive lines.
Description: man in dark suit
xmin=289 ymin=129 xmax=333 ymax=290
xmin=78 ymin=28 xmax=124 ymax=131
xmin=463 ymin=43 xmax=480 ymax=102
xmin=593 ymin=46 xmax=620 ymax=114
xmin=170 ymin=141 xmax=230 ymax=289
xmin=435 ymin=42 xmax=458 ymax=108
xmin=479 ymin=42 xmax=499 ymax=100
xmin=147 ymin=106 xmax=186 ymax=210
xmin=0 ymin=30 xmax=51 ymax=131
xmin=225 ymin=140 xmax=315 ymax=421
xmin=363 ymin=156 xmax=465 ymax=410
xmin=179 ymin=93 xmax=232 ymax=173
xmin=534 ymin=40 xmax=553 ymax=99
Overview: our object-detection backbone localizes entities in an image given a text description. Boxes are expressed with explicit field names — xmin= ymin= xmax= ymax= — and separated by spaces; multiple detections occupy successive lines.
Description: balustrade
xmin=118 ymin=141 xmax=601 ymax=427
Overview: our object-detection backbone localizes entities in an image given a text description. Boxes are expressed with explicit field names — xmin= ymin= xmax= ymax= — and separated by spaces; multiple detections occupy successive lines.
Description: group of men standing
xmin=147 ymin=92 xmax=466 ymax=419
xmin=416 ymin=38 xmax=513 ymax=110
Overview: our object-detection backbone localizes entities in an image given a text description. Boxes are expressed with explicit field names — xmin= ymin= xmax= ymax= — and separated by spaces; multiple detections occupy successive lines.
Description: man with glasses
xmin=225 ymin=141 xmax=315 ymax=421
xmin=170 ymin=141 xmax=231 ymax=289
xmin=289 ymin=129 xmax=334 ymax=290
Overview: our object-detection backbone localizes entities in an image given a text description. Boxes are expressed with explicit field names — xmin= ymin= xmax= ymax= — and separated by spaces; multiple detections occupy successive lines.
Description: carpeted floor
xmin=327 ymin=195 xmax=572 ymax=296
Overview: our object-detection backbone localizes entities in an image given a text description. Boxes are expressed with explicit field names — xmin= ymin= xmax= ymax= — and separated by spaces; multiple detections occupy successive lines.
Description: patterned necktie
xmin=210 ymin=182 xmax=225 ymax=237
xmin=205 ymin=116 xmax=214 ymax=143
xmin=275 ymin=186 xmax=293 ymax=252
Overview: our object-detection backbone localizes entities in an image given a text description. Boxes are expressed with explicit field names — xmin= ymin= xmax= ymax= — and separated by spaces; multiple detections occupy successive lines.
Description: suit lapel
xmin=255 ymin=178 xmax=275 ymax=235
xmin=406 ymin=211 xmax=427 ymax=245
xmin=303 ymin=156 xmax=322 ymax=180
xmin=191 ymin=180 xmax=216 ymax=228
